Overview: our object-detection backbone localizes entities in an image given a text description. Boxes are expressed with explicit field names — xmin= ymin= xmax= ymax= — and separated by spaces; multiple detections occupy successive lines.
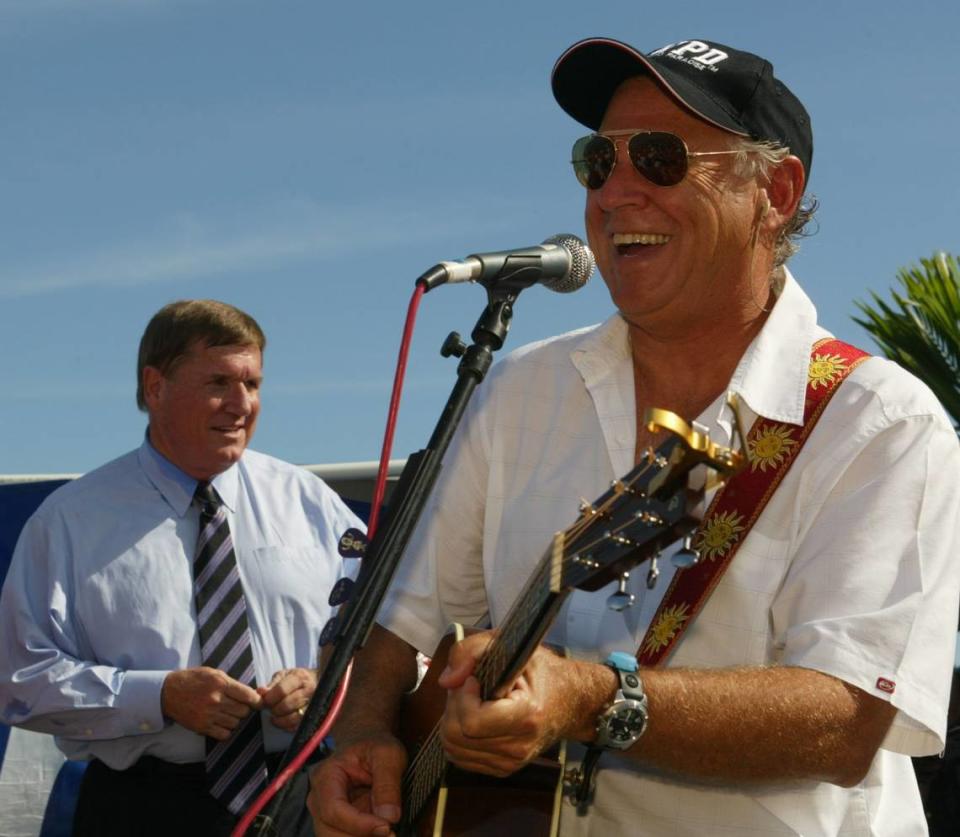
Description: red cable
xmin=232 ymin=282 xmax=427 ymax=837
xmin=231 ymin=660 xmax=353 ymax=836
xmin=368 ymin=282 xmax=425 ymax=535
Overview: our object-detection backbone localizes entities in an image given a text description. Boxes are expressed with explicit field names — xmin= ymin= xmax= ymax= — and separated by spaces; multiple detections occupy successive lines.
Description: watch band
xmin=570 ymin=652 xmax=649 ymax=810
xmin=594 ymin=651 xmax=648 ymax=750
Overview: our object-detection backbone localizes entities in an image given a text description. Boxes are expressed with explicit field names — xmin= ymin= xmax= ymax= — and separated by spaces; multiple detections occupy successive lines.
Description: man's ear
xmin=142 ymin=366 xmax=164 ymax=409
xmin=762 ymin=155 xmax=805 ymax=229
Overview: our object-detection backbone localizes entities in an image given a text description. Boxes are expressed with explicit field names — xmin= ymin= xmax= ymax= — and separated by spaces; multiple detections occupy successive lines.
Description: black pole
xmin=251 ymin=290 xmax=517 ymax=834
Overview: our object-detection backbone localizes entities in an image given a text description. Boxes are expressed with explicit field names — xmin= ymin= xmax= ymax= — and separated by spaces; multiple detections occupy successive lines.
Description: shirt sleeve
xmin=772 ymin=411 xmax=960 ymax=756
xmin=0 ymin=509 xmax=168 ymax=740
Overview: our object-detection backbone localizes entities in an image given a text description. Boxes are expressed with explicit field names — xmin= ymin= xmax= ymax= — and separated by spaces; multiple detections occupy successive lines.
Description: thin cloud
xmin=0 ymin=199 xmax=514 ymax=299
xmin=0 ymin=0 xmax=206 ymax=17
xmin=270 ymin=374 xmax=451 ymax=397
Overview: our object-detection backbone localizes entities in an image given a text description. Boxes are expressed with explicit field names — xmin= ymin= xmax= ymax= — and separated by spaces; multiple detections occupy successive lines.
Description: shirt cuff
xmin=117 ymin=670 xmax=169 ymax=735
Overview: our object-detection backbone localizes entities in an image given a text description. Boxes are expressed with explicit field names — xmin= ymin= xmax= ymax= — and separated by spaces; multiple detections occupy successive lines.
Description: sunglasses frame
xmin=572 ymin=130 xmax=742 ymax=190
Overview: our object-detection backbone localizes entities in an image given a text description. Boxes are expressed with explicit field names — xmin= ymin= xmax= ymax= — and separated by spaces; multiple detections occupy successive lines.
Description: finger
xmin=265 ymin=684 xmax=308 ymax=716
xmin=445 ymin=673 xmax=483 ymax=722
xmin=221 ymin=677 xmax=264 ymax=708
xmin=445 ymin=676 xmax=543 ymax=748
xmin=443 ymin=746 xmax=521 ymax=778
xmin=308 ymin=760 xmax=395 ymax=836
xmin=268 ymin=710 xmax=302 ymax=732
xmin=206 ymin=721 xmax=237 ymax=742
xmin=261 ymin=668 xmax=312 ymax=709
xmin=217 ymin=697 xmax=255 ymax=720
xmin=442 ymin=718 xmax=534 ymax=764
xmin=365 ymin=740 xmax=407 ymax=824
xmin=437 ymin=633 xmax=493 ymax=690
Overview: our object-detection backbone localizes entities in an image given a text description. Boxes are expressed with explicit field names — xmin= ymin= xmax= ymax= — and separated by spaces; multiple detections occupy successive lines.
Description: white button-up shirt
xmin=380 ymin=272 xmax=960 ymax=835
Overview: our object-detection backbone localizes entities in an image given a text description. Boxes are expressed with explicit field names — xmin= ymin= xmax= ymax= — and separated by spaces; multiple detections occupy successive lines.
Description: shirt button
xmin=139 ymin=722 xmax=152 ymax=732
xmin=84 ymin=729 xmax=93 ymax=736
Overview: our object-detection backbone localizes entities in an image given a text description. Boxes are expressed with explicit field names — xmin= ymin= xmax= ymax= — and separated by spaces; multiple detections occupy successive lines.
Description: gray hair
xmin=731 ymin=138 xmax=818 ymax=268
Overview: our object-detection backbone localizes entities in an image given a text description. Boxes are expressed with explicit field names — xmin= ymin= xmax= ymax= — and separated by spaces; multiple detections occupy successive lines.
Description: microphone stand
xmin=253 ymin=285 xmax=518 ymax=834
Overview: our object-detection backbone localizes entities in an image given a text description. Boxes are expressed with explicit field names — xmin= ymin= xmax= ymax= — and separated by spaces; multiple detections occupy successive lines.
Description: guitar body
xmin=399 ymin=628 xmax=565 ymax=837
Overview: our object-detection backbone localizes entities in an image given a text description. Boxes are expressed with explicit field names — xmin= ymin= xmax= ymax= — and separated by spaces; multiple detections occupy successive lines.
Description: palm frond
xmin=852 ymin=252 xmax=960 ymax=429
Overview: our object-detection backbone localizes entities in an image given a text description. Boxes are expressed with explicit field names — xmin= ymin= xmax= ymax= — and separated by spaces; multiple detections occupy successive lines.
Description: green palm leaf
xmin=852 ymin=252 xmax=960 ymax=428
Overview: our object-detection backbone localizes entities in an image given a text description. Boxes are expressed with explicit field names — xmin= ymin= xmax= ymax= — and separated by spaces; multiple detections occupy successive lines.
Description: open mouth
xmin=612 ymin=232 xmax=672 ymax=255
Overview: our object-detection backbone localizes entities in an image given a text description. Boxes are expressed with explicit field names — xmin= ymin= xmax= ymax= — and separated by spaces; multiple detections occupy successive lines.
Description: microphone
xmin=417 ymin=234 xmax=595 ymax=294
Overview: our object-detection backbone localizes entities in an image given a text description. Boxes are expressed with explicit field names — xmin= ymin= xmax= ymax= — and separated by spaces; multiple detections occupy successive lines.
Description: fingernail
xmin=439 ymin=665 xmax=452 ymax=679
xmin=372 ymin=827 xmax=391 ymax=837
xmin=375 ymin=804 xmax=401 ymax=821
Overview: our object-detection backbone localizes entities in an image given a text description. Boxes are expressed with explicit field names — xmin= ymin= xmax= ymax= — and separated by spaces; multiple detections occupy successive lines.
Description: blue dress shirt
xmin=0 ymin=438 xmax=363 ymax=767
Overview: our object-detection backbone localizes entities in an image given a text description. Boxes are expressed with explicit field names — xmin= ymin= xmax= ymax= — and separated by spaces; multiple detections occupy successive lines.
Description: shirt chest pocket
xmin=241 ymin=545 xmax=341 ymax=624
xmin=670 ymin=531 xmax=792 ymax=668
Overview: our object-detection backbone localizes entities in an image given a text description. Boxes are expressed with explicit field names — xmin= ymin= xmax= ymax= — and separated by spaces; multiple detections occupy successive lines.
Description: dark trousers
xmin=72 ymin=755 xmax=315 ymax=837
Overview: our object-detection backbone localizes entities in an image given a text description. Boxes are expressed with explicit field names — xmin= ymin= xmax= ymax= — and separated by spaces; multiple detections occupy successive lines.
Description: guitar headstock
xmin=561 ymin=408 xmax=742 ymax=592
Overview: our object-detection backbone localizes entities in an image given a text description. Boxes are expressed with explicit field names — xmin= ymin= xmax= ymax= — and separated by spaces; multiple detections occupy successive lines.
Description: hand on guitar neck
xmin=436 ymin=631 xmax=616 ymax=778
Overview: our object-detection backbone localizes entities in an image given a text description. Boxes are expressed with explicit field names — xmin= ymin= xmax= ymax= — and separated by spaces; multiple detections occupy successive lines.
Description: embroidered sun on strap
xmin=636 ymin=338 xmax=870 ymax=667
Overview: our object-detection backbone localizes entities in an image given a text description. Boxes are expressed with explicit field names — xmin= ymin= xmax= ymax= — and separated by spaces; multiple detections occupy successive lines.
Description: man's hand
xmin=437 ymin=632 xmax=615 ymax=777
xmin=258 ymin=666 xmax=318 ymax=732
xmin=308 ymin=734 xmax=407 ymax=836
xmin=161 ymin=666 xmax=263 ymax=740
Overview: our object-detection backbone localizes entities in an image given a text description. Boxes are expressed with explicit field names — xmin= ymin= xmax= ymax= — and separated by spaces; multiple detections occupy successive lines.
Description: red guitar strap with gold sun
xmin=636 ymin=338 xmax=870 ymax=667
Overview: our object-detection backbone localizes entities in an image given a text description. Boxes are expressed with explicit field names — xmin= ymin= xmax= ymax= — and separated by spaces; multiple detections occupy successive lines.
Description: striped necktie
xmin=193 ymin=481 xmax=268 ymax=815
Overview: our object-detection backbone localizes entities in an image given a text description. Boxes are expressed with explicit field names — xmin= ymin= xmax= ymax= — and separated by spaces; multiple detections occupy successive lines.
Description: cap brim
xmin=552 ymin=38 xmax=749 ymax=138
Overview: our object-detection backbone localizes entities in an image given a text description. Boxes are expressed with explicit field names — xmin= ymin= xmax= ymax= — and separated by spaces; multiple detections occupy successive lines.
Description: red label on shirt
xmin=876 ymin=677 xmax=896 ymax=694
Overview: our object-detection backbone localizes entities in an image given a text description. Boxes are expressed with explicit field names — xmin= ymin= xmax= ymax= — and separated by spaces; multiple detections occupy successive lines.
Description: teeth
xmin=612 ymin=233 xmax=671 ymax=246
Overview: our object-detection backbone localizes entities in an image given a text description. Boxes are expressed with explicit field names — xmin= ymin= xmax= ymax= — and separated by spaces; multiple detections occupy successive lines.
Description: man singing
xmin=308 ymin=37 xmax=960 ymax=836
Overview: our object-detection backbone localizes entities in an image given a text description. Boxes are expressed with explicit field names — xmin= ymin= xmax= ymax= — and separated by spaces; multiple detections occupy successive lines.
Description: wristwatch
xmin=594 ymin=651 xmax=648 ymax=750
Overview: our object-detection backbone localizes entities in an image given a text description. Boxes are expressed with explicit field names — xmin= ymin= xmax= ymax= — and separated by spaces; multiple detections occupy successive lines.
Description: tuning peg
xmin=634 ymin=510 xmax=664 ymax=527
xmin=604 ymin=531 xmax=635 ymax=548
xmin=671 ymin=535 xmax=701 ymax=569
xmin=646 ymin=551 xmax=661 ymax=589
xmin=606 ymin=572 xmax=635 ymax=612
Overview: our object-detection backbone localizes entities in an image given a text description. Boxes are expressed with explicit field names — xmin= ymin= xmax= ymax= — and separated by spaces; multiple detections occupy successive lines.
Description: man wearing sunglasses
xmin=309 ymin=38 xmax=960 ymax=836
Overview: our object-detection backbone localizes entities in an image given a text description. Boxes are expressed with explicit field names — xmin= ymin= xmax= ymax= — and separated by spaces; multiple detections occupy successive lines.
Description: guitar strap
xmin=636 ymin=338 xmax=870 ymax=667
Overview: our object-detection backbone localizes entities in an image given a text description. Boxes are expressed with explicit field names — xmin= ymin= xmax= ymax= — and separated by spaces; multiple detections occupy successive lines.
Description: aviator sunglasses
xmin=571 ymin=130 xmax=740 ymax=189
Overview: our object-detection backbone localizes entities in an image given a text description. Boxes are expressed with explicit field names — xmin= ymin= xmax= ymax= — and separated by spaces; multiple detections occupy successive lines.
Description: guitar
xmin=396 ymin=409 xmax=742 ymax=836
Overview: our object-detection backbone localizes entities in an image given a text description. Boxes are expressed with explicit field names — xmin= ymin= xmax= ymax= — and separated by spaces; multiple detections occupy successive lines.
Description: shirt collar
xmin=137 ymin=433 xmax=241 ymax=516
xmin=569 ymin=312 xmax=630 ymax=386
xmin=723 ymin=268 xmax=819 ymax=428
xmin=568 ymin=270 xmax=819 ymax=451
xmin=569 ymin=270 xmax=818 ymax=423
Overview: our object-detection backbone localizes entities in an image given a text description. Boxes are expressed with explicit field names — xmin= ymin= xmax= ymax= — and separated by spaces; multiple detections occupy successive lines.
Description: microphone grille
xmin=542 ymin=233 xmax=595 ymax=293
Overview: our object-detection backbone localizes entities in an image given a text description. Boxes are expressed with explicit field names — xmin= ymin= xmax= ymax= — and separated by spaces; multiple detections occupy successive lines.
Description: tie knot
xmin=194 ymin=481 xmax=221 ymax=515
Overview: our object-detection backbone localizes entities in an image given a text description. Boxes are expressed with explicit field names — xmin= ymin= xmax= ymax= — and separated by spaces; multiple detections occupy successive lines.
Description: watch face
xmin=609 ymin=703 xmax=646 ymax=742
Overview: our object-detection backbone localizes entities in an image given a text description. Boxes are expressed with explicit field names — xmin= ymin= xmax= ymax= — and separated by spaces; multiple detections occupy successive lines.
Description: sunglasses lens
xmin=627 ymin=132 xmax=689 ymax=186
xmin=572 ymin=134 xmax=616 ymax=190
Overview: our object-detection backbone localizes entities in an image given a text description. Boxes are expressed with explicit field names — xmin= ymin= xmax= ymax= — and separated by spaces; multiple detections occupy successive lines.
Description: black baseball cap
xmin=552 ymin=37 xmax=813 ymax=182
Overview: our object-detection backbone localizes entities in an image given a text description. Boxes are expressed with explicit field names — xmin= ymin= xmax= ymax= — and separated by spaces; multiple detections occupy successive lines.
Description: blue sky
xmin=2 ymin=0 xmax=958 ymax=475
